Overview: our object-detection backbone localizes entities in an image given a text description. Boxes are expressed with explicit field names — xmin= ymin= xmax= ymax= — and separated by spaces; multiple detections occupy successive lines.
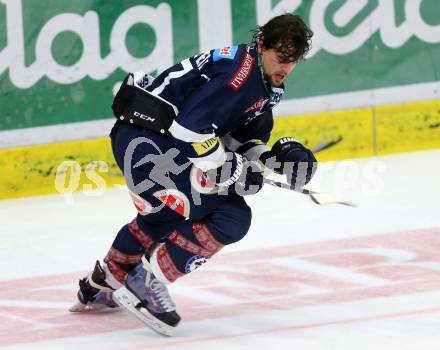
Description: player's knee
xmin=234 ymin=202 xmax=252 ymax=241
xmin=211 ymin=201 xmax=252 ymax=244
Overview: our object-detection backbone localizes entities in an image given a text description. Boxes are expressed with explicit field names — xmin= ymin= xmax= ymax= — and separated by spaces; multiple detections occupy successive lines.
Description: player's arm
xmin=222 ymin=109 xmax=273 ymax=161
xmin=224 ymin=113 xmax=317 ymax=187
xmin=171 ymin=87 xmax=270 ymax=195
xmin=260 ymin=137 xmax=317 ymax=187
xmin=167 ymin=77 xmax=243 ymax=172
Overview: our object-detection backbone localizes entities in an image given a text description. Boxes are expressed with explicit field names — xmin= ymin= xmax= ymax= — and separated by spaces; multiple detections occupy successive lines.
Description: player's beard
xmin=273 ymin=71 xmax=287 ymax=86
xmin=264 ymin=72 xmax=284 ymax=87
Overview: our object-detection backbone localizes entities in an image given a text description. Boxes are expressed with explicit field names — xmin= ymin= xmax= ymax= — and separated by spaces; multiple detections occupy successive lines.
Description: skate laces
xmin=149 ymin=277 xmax=176 ymax=312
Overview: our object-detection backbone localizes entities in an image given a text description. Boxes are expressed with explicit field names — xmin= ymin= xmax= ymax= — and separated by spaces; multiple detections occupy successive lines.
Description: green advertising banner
xmin=1 ymin=0 xmax=440 ymax=199
xmin=0 ymin=0 xmax=439 ymax=131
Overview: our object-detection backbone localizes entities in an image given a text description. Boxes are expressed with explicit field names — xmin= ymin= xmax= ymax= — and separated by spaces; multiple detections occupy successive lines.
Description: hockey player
xmin=70 ymin=13 xmax=317 ymax=336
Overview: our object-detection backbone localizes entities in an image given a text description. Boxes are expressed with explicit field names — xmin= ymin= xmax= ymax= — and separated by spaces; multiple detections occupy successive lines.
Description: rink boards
xmin=1 ymin=98 xmax=439 ymax=200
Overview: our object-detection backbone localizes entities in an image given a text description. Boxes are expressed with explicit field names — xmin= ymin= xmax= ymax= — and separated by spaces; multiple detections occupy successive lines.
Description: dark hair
xmin=251 ymin=14 xmax=313 ymax=63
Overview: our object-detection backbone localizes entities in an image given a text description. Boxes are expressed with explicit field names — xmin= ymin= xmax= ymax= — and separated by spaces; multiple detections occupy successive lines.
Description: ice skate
xmin=112 ymin=255 xmax=180 ymax=336
xmin=70 ymin=260 xmax=119 ymax=312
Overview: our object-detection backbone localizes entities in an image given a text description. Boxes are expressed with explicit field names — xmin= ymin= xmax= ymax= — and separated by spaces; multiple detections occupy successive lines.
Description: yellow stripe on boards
xmin=374 ymin=99 xmax=440 ymax=155
xmin=271 ymin=99 xmax=440 ymax=161
xmin=1 ymin=99 xmax=439 ymax=199
xmin=271 ymin=107 xmax=374 ymax=161
xmin=0 ymin=138 xmax=124 ymax=200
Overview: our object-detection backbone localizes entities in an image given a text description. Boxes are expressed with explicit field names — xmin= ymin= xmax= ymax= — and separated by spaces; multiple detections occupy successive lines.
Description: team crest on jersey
xmin=129 ymin=191 xmax=153 ymax=216
xmin=133 ymin=72 xmax=154 ymax=89
xmin=245 ymin=97 xmax=268 ymax=113
xmin=185 ymin=255 xmax=208 ymax=273
xmin=153 ymin=189 xmax=190 ymax=218
xmin=213 ymin=46 xmax=238 ymax=62
xmin=189 ymin=165 xmax=220 ymax=195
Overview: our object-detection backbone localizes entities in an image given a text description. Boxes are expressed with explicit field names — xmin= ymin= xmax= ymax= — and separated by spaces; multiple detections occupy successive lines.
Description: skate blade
xmin=69 ymin=301 xmax=118 ymax=312
xmin=69 ymin=301 xmax=103 ymax=312
xmin=112 ymin=286 xmax=174 ymax=337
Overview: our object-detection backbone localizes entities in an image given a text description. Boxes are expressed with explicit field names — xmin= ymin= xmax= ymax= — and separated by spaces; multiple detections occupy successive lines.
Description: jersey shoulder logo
xmin=213 ymin=46 xmax=238 ymax=62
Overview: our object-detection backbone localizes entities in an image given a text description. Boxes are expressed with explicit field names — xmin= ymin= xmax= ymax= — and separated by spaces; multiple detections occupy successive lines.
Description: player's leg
xmin=72 ymin=122 xmax=247 ymax=331
xmin=71 ymin=122 xmax=182 ymax=310
xmin=70 ymin=216 xmax=158 ymax=311
xmin=118 ymin=195 xmax=251 ymax=325
xmin=149 ymin=194 xmax=251 ymax=282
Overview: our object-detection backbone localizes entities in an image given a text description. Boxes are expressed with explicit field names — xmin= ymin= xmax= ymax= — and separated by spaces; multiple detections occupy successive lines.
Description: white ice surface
xmin=0 ymin=149 xmax=439 ymax=349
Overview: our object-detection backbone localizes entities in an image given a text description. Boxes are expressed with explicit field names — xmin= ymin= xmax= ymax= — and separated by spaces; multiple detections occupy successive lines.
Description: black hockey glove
xmin=261 ymin=137 xmax=317 ymax=188
xmin=206 ymin=152 xmax=264 ymax=196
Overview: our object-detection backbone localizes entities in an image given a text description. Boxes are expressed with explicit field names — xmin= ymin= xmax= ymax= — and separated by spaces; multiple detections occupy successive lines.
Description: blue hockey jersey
xmin=134 ymin=44 xmax=284 ymax=170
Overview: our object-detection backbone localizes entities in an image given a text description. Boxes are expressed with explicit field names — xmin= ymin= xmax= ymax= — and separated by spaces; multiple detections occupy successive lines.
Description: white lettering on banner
xmin=256 ymin=0 xmax=302 ymax=25
xmin=256 ymin=0 xmax=440 ymax=57
xmin=197 ymin=0 xmax=232 ymax=52
xmin=309 ymin=0 xmax=440 ymax=57
xmin=1 ymin=0 xmax=440 ymax=90
xmin=0 ymin=0 xmax=173 ymax=88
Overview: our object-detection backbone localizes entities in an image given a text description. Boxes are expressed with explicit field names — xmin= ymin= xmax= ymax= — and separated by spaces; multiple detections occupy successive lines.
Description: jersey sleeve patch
xmin=191 ymin=137 xmax=219 ymax=156
xmin=213 ymin=46 xmax=238 ymax=62
xmin=228 ymin=53 xmax=255 ymax=91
